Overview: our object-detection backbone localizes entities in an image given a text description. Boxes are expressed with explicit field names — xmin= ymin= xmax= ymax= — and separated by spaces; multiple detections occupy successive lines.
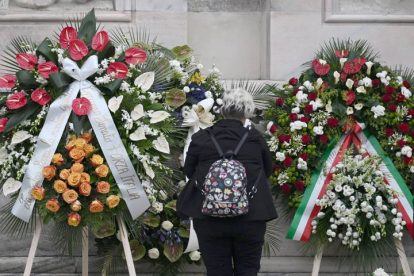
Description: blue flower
xmin=188 ymin=83 xmax=206 ymax=101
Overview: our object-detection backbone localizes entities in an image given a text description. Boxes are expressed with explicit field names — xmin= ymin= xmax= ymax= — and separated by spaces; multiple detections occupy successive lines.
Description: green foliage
xmin=0 ymin=36 xmax=36 ymax=73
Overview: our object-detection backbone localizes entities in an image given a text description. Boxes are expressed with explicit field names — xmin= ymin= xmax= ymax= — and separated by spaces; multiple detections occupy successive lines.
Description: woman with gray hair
xmin=177 ymin=88 xmax=277 ymax=276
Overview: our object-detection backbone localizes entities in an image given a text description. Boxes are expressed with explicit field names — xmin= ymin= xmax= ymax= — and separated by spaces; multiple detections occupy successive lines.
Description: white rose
xmin=197 ymin=63 xmax=203 ymax=70
xmin=410 ymin=166 xmax=414 ymax=173
xmin=148 ymin=248 xmax=160 ymax=259
xmin=313 ymin=126 xmax=324 ymax=135
xmin=370 ymin=105 xmax=385 ymax=119
xmin=401 ymin=146 xmax=412 ymax=157
xmin=183 ymin=86 xmax=190 ymax=93
xmin=401 ymin=86 xmax=412 ymax=98
xmin=354 ymin=103 xmax=364 ymax=110
xmin=362 ymin=77 xmax=372 ymax=87
xmin=310 ymin=98 xmax=323 ymax=111
xmin=189 ymin=250 xmax=201 ymax=261
xmin=276 ymin=152 xmax=286 ymax=162
xmin=161 ymin=220 xmax=174 ymax=231
xmin=290 ymin=121 xmax=307 ymax=132
xmin=291 ymin=107 xmax=300 ymax=114
xmin=295 ymin=90 xmax=308 ymax=103
xmin=346 ymin=79 xmax=354 ymax=90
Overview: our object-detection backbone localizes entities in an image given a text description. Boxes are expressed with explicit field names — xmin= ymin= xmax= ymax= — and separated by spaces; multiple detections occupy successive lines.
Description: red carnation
xmin=59 ymin=27 xmax=77 ymax=49
xmin=294 ymin=180 xmax=305 ymax=191
xmin=372 ymin=79 xmax=380 ymax=88
xmin=395 ymin=93 xmax=406 ymax=102
xmin=385 ymin=85 xmax=395 ymax=94
xmin=343 ymin=61 xmax=361 ymax=74
xmin=403 ymin=80 xmax=411 ymax=89
xmin=335 ymin=50 xmax=349 ymax=58
xmin=340 ymin=71 xmax=347 ymax=82
xmin=319 ymin=134 xmax=328 ymax=143
xmin=404 ymin=157 xmax=413 ymax=166
xmin=31 ymin=88 xmax=51 ymax=106
xmin=281 ymin=183 xmax=291 ymax=194
xmin=269 ymin=125 xmax=277 ymax=134
xmin=308 ymin=93 xmax=317 ymax=101
xmin=283 ymin=156 xmax=293 ymax=167
xmin=293 ymin=89 xmax=300 ymax=95
xmin=107 ymin=62 xmax=129 ymax=79
xmin=69 ymin=39 xmax=88 ymax=61
xmin=92 ymin=31 xmax=109 ymax=51
xmin=300 ymin=116 xmax=309 ymax=123
xmin=314 ymin=63 xmax=331 ymax=76
xmin=16 ymin=53 xmax=38 ymax=70
xmin=6 ymin=92 xmax=27 ymax=109
xmin=289 ymin=78 xmax=298 ymax=86
xmin=38 ymin=62 xmax=59 ymax=79
xmin=0 ymin=118 xmax=8 ymax=132
xmin=0 ymin=75 xmax=17 ymax=88
xmin=301 ymin=135 xmax=311 ymax=144
xmin=299 ymin=152 xmax=309 ymax=161
xmin=272 ymin=164 xmax=281 ymax=172
xmin=353 ymin=57 xmax=366 ymax=66
xmin=125 ymin=47 xmax=147 ymax=65
xmin=398 ymin=123 xmax=410 ymax=133
xmin=385 ymin=128 xmax=395 ymax=137
xmin=407 ymin=109 xmax=414 ymax=117
xmin=388 ymin=105 xmax=397 ymax=112
xmin=276 ymin=98 xmax=284 ymax=106
xmin=397 ymin=140 xmax=406 ymax=148
xmin=72 ymin=97 xmax=92 ymax=116
xmin=305 ymin=104 xmax=313 ymax=114
xmin=381 ymin=94 xmax=392 ymax=103
xmin=327 ymin=117 xmax=338 ymax=128
xmin=345 ymin=91 xmax=355 ymax=105
xmin=289 ymin=113 xmax=298 ymax=121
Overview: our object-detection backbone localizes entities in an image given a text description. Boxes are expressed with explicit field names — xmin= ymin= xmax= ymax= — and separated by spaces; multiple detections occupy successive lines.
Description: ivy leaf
xmin=163 ymin=242 xmax=183 ymax=263
xmin=5 ymin=101 xmax=40 ymax=132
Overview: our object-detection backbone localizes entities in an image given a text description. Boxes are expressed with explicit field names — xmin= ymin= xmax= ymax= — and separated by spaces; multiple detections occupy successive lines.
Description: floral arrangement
xmin=264 ymin=39 xmax=414 ymax=208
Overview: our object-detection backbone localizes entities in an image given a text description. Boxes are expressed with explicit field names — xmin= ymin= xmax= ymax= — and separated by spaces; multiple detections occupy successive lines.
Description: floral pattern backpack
xmin=200 ymin=129 xmax=258 ymax=217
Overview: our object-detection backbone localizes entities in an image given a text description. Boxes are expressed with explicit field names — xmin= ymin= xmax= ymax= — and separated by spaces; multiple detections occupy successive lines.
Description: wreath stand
xmin=311 ymin=239 xmax=412 ymax=276
xmin=23 ymin=216 xmax=136 ymax=276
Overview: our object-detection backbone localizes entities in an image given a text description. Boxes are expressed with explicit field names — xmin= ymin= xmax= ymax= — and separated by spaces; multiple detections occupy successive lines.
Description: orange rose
xmin=80 ymin=133 xmax=93 ymax=143
xmin=69 ymin=148 xmax=85 ymax=163
xmin=70 ymin=163 xmax=84 ymax=173
xmin=53 ymin=180 xmax=67 ymax=193
xmin=67 ymin=173 xmax=81 ymax=187
xmin=62 ymin=189 xmax=78 ymax=203
xmin=74 ymin=138 xmax=87 ymax=149
xmin=106 ymin=195 xmax=120 ymax=209
xmin=65 ymin=140 xmax=76 ymax=151
xmin=80 ymin=172 xmax=90 ymax=183
xmin=79 ymin=182 xmax=92 ymax=196
xmin=95 ymin=165 xmax=109 ymax=178
xmin=31 ymin=186 xmax=45 ymax=200
xmin=43 ymin=165 xmax=56 ymax=181
xmin=70 ymin=200 xmax=82 ymax=211
xmin=51 ymin=153 xmax=64 ymax=166
xmin=69 ymin=134 xmax=77 ymax=141
xmin=96 ymin=181 xmax=111 ymax=194
xmin=90 ymin=154 xmax=104 ymax=166
xmin=83 ymin=144 xmax=95 ymax=155
xmin=59 ymin=169 xmax=70 ymax=180
xmin=46 ymin=199 xmax=60 ymax=213
xmin=68 ymin=212 xmax=81 ymax=227
xmin=90 ymin=200 xmax=104 ymax=213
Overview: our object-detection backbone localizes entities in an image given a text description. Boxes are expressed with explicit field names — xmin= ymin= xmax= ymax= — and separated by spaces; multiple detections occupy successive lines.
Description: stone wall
xmin=0 ymin=0 xmax=413 ymax=275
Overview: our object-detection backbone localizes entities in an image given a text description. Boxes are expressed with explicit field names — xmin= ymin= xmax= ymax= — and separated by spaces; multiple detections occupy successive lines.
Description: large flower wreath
xmin=264 ymin=39 xmax=413 ymax=268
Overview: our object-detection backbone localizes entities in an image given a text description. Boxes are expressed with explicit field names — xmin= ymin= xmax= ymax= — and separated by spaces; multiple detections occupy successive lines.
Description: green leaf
xmin=163 ymin=242 xmax=183 ymax=263
xmin=137 ymin=212 xmax=160 ymax=228
xmin=97 ymin=78 xmax=122 ymax=96
xmin=71 ymin=111 xmax=86 ymax=136
xmin=16 ymin=70 xmax=38 ymax=89
xmin=49 ymin=72 xmax=71 ymax=92
xmin=97 ymin=41 xmax=115 ymax=62
xmin=165 ymin=200 xmax=177 ymax=211
xmin=5 ymin=101 xmax=40 ymax=132
xmin=332 ymin=97 xmax=346 ymax=117
xmin=177 ymin=228 xmax=190 ymax=238
xmin=92 ymin=220 xmax=116 ymax=239
xmin=77 ymin=9 xmax=97 ymax=46
xmin=36 ymin=37 xmax=58 ymax=64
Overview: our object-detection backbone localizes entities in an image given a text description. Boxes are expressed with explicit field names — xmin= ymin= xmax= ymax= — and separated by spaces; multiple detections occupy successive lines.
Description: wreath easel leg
xmin=117 ymin=216 xmax=137 ymax=276
xmin=311 ymin=247 xmax=323 ymax=276
xmin=395 ymin=239 xmax=412 ymax=276
xmin=23 ymin=217 xmax=42 ymax=276
xmin=82 ymin=227 xmax=89 ymax=276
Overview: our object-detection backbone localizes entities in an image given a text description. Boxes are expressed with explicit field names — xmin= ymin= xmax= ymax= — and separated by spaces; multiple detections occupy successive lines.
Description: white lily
xmin=11 ymin=130 xmax=31 ymax=145
xmin=108 ymin=95 xmax=123 ymax=113
xmin=333 ymin=71 xmax=340 ymax=84
xmin=129 ymin=127 xmax=146 ymax=141
xmin=346 ymin=107 xmax=354 ymax=115
xmin=346 ymin=79 xmax=354 ymax=90
xmin=354 ymin=103 xmax=364 ymax=110
xmin=149 ymin=111 xmax=170 ymax=124
xmin=356 ymin=86 xmax=367 ymax=94
xmin=325 ymin=100 xmax=333 ymax=113
xmin=316 ymin=78 xmax=324 ymax=90
xmin=153 ymin=136 xmax=170 ymax=154
xmin=340 ymin=58 xmax=347 ymax=68
xmin=131 ymin=104 xmax=145 ymax=121
xmin=366 ymin=61 xmax=374 ymax=75
xmin=134 ymin=72 xmax=155 ymax=92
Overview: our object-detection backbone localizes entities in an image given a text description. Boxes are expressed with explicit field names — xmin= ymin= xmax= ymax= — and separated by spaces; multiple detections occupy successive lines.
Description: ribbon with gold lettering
xmin=12 ymin=55 xmax=150 ymax=222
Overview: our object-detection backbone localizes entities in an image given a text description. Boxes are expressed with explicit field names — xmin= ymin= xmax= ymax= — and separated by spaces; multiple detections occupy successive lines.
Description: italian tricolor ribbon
xmin=287 ymin=122 xmax=414 ymax=241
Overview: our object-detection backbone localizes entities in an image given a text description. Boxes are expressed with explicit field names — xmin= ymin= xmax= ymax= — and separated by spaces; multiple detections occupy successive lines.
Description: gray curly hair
xmin=221 ymin=88 xmax=255 ymax=120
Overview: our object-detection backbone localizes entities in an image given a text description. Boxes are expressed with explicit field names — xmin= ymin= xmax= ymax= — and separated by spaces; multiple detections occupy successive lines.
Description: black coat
xmin=177 ymin=119 xmax=278 ymax=222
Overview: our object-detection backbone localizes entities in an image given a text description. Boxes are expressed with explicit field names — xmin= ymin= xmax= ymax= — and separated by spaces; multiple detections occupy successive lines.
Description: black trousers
xmin=193 ymin=219 xmax=266 ymax=276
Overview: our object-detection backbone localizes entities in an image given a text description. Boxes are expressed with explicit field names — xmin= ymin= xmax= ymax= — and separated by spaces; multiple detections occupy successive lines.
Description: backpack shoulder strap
xmin=206 ymin=129 xmax=224 ymax=157
xmin=234 ymin=130 xmax=249 ymax=156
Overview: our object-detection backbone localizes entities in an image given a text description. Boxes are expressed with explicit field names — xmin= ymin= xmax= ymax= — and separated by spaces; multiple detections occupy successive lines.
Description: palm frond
xmin=51 ymin=220 xmax=83 ymax=256
xmin=393 ymin=64 xmax=414 ymax=84
xmin=110 ymin=26 xmax=156 ymax=47
xmin=262 ymin=220 xmax=282 ymax=257
xmin=0 ymin=36 xmax=36 ymax=74
xmin=139 ymin=54 xmax=174 ymax=90
xmin=0 ymin=199 xmax=36 ymax=237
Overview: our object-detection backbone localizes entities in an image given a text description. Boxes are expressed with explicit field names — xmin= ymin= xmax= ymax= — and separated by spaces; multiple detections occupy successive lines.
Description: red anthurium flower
xmin=0 ymin=75 xmax=17 ymax=88
xmin=60 ymin=27 xmax=78 ymax=49
xmin=69 ymin=39 xmax=88 ymax=61
xmin=340 ymin=71 xmax=348 ymax=82
xmin=398 ymin=123 xmax=410 ymax=133
xmin=334 ymin=50 xmax=349 ymax=58
xmin=6 ymin=92 xmax=27 ymax=109
xmin=388 ymin=105 xmax=397 ymax=112
xmin=38 ymin=62 xmax=59 ymax=79
xmin=0 ymin=118 xmax=8 ymax=132
xmin=92 ymin=31 xmax=109 ymax=51
xmin=289 ymin=78 xmax=298 ymax=86
xmin=107 ymin=62 xmax=129 ymax=79
xmin=72 ymin=97 xmax=92 ymax=116
xmin=403 ymin=80 xmax=411 ymax=89
xmin=327 ymin=117 xmax=338 ymax=128
xmin=281 ymin=183 xmax=291 ymax=194
xmin=16 ymin=53 xmax=38 ymax=70
xmin=395 ymin=93 xmax=406 ymax=102
xmin=294 ymin=181 xmax=305 ymax=191
xmin=343 ymin=61 xmax=361 ymax=74
xmin=397 ymin=140 xmax=406 ymax=148
xmin=31 ymin=88 xmax=51 ymax=105
xmin=353 ymin=57 xmax=366 ymax=66
xmin=125 ymin=47 xmax=147 ymax=65
xmin=311 ymin=59 xmax=320 ymax=67
xmin=314 ymin=63 xmax=331 ymax=76
xmin=344 ymin=91 xmax=355 ymax=105
xmin=385 ymin=128 xmax=394 ymax=137
xmin=372 ymin=79 xmax=380 ymax=88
